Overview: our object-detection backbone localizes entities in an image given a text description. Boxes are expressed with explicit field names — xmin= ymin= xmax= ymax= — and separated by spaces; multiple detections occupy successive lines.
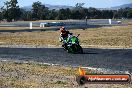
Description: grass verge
xmin=0 ymin=24 xmax=132 ymax=48
xmin=0 ymin=60 xmax=131 ymax=88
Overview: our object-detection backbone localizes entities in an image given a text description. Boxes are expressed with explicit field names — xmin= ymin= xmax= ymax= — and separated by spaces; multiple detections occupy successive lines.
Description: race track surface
xmin=0 ymin=47 xmax=132 ymax=72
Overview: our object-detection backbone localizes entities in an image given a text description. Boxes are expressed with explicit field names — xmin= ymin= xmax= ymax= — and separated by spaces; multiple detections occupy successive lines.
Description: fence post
xmin=109 ymin=19 xmax=112 ymax=24
xmin=30 ymin=22 xmax=32 ymax=29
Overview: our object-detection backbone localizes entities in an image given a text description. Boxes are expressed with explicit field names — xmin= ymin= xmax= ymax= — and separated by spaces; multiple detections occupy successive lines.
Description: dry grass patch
xmin=70 ymin=25 xmax=132 ymax=48
xmin=0 ymin=31 xmax=60 ymax=46
xmin=0 ymin=61 xmax=131 ymax=88
xmin=0 ymin=61 xmax=77 ymax=88
xmin=0 ymin=24 xmax=132 ymax=48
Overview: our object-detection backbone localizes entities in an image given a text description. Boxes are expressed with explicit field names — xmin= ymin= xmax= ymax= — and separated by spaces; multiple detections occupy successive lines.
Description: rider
xmin=59 ymin=26 xmax=72 ymax=47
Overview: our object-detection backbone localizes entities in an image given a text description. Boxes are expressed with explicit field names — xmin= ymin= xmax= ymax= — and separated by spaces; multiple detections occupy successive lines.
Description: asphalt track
xmin=0 ymin=47 xmax=132 ymax=72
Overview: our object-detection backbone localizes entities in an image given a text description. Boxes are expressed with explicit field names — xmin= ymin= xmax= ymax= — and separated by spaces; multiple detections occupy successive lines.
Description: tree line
xmin=0 ymin=0 xmax=132 ymax=22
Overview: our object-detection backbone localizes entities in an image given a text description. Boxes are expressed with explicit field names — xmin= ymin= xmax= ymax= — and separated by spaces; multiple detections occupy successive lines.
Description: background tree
xmin=57 ymin=9 xmax=67 ymax=20
xmin=127 ymin=8 xmax=132 ymax=18
xmin=0 ymin=12 xmax=2 ymax=21
xmin=75 ymin=3 xmax=85 ymax=8
xmin=2 ymin=0 xmax=21 ymax=22
xmin=101 ymin=10 xmax=114 ymax=19
xmin=20 ymin=9 xmax=32 ymax=21
xmin=1 ymin=1 xmax=132 ymax=21
xmin=65 ymin=8 xmax=71 ymax=19
xmin=48 ymin=9 xmax=58 ymax=20
xmin=88 ymin=7 xmax=98 ymax=19
xmin=32 ymin=1 xmax=49 ymax=20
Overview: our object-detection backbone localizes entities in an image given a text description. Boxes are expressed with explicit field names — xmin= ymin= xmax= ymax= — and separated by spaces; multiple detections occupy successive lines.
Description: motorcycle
xmin=60 ymin=34 xmax=83 ymax=54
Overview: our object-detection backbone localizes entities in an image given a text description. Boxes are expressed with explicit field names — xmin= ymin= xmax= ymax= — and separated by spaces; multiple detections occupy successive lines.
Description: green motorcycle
xmin=61 ymin=34 xmax=83 ymax=54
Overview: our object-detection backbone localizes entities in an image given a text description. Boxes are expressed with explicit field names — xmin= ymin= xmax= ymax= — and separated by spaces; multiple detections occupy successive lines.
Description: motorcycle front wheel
xmin=71 ymin=44 xmax=83 ymax=54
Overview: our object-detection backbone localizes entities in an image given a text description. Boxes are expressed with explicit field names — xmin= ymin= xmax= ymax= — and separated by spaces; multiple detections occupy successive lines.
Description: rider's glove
xmin=59 ymin=37 xmax=62 ymax=42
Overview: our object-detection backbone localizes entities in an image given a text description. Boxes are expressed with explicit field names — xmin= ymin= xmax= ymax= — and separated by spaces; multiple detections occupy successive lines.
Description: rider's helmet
xmin=60 ymin=26 xmax=66 ymax=33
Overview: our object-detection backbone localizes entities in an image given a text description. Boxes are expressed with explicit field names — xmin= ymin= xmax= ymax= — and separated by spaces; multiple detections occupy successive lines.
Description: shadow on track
xmin=81 ymin=48 xmax=99 ymax=54
xmin=82 ymin=52 xmax=98 ymax=54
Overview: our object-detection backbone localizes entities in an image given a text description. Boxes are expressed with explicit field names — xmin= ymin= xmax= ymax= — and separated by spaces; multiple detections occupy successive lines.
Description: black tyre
xmin=62 ymin=44 xmax=68 ymax=51
xmin=77 ymin=45 xmax=83 ymax=54
xmin=76 ymin=76 xmax=87 ymax=85
xmin=72 ymin=44 xmax=77 ymax=53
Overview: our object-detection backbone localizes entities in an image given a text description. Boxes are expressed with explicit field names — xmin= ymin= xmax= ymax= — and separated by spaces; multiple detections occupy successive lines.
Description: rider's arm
xmin=67 ymin=31 xmax=72 ymax=35
xmin=59 ymin=33 xmax=63 ymax=42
